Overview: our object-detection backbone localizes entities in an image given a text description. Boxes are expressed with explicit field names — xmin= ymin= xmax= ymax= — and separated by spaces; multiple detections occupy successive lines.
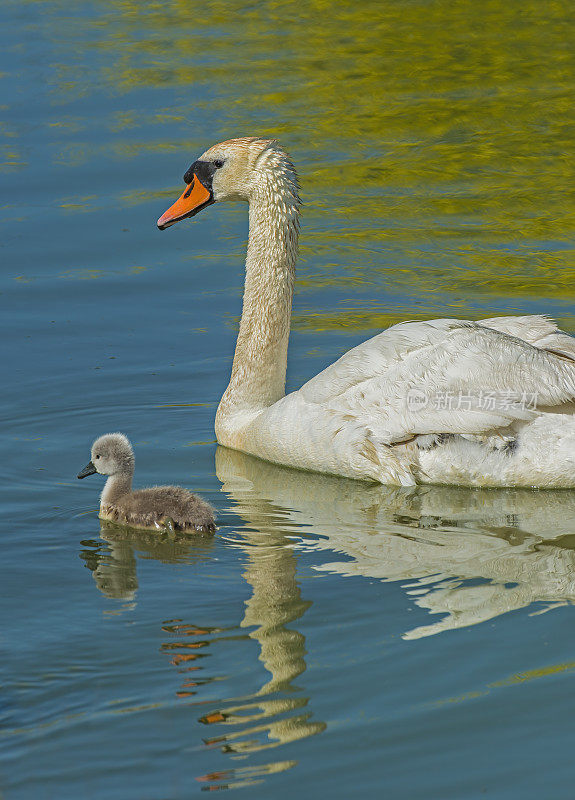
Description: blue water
xmin=2 ymin=0 xmax=575 ymax=797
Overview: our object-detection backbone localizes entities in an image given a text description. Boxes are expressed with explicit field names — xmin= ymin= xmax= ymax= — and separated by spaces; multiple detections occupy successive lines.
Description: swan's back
xmin=102 ymin=486 xmax=216 ymax=533
xmin=243 ymin=315 xmax=575 ymax=486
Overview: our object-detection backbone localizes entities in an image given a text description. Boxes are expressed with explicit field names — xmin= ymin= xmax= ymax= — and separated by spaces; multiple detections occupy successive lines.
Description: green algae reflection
xmin=10 ymin=0 xmax=575 ymax=327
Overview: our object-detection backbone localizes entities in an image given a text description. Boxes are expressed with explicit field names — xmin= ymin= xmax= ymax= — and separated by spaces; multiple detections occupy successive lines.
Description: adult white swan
xmin=158 ymin=137 xmax=575 ymax=487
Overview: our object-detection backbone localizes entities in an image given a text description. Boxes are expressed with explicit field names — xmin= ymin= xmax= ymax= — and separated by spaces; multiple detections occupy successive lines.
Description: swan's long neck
xmin=100 ymin=470 xmax=133 ymax=507
xmin=216 ymin=157 xmax=300 ymax=434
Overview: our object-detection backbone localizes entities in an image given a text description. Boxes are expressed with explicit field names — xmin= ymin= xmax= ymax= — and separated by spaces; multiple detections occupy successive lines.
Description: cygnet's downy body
xmin=78 ymin=433 xmax=216 ymax=533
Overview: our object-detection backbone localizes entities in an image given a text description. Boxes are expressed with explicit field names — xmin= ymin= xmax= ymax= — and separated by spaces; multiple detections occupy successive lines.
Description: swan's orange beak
xmin=157 ymin=176 xmax=214 ymax=230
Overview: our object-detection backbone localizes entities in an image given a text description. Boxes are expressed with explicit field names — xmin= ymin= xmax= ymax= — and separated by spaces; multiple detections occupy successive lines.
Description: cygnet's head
xmin=77 ymin=433 xmax=134 ymax=479
xmin=157 ymin=136 xmax=300 ymax=229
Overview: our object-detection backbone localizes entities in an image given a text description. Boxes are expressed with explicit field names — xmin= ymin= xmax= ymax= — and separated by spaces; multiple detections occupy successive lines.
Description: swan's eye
xmin=213 ymin=159 xmax=224 ymax=169
xmin=95 ymin=455 xmax=100 ymax=459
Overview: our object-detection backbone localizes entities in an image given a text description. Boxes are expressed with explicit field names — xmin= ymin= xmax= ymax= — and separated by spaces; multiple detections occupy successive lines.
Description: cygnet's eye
xmin=95 ymin=455 xmax=100 ymax=460
xmin=213 ymin=159 xmax=224 ymax=169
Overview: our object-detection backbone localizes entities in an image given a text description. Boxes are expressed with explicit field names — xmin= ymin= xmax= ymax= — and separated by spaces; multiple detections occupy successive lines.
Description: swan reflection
xmin=216 ymin=446 xmax=575 ymax=640
xmin=77 ymin=448 xmax=575 ymax=791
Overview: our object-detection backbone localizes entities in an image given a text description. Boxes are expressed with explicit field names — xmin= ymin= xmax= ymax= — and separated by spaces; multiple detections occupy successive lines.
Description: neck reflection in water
xmin=216 ymin=446 xmax=575 ymax=640
xmin=193 ymin=481 xmax=326 ymax=790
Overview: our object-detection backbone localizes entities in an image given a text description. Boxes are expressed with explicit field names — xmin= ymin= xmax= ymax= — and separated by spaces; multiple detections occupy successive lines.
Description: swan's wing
xmin=301 ymin=315 xmax=575 ymax=405
xmin=480 ymin=314 xmax=575 ymax=361
xmin=301 ymin=318 xmax=575 ymax=444
xmin=300 ymin=319 xmax=472 ymax=403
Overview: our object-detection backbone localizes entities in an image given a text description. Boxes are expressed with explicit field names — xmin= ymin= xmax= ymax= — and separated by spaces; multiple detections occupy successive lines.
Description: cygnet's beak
xmin=77 ymin=461 xmax=97 ymax=479
xmin=157 ymin=175 xmax=214 ymax=230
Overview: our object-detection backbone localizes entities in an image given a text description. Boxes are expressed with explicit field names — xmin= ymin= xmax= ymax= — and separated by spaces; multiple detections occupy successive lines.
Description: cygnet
xmin=78 ymin=433 xmax=216 ymax=533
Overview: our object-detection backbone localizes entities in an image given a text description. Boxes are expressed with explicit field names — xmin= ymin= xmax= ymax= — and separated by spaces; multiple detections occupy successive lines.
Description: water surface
xmin=2 ymin=1 xmax=575 ymax=797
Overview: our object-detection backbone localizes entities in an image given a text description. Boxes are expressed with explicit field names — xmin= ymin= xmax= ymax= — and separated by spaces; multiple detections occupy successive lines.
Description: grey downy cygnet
xmin=78 ymin=433 xmax=216 ymax=533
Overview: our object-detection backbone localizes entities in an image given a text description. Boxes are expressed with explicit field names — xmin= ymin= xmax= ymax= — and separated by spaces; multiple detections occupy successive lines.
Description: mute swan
xmin=158 ymin=137 xmax=575 ymax=488
xmin=78 ymin=433 xmax=216 ymax=532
